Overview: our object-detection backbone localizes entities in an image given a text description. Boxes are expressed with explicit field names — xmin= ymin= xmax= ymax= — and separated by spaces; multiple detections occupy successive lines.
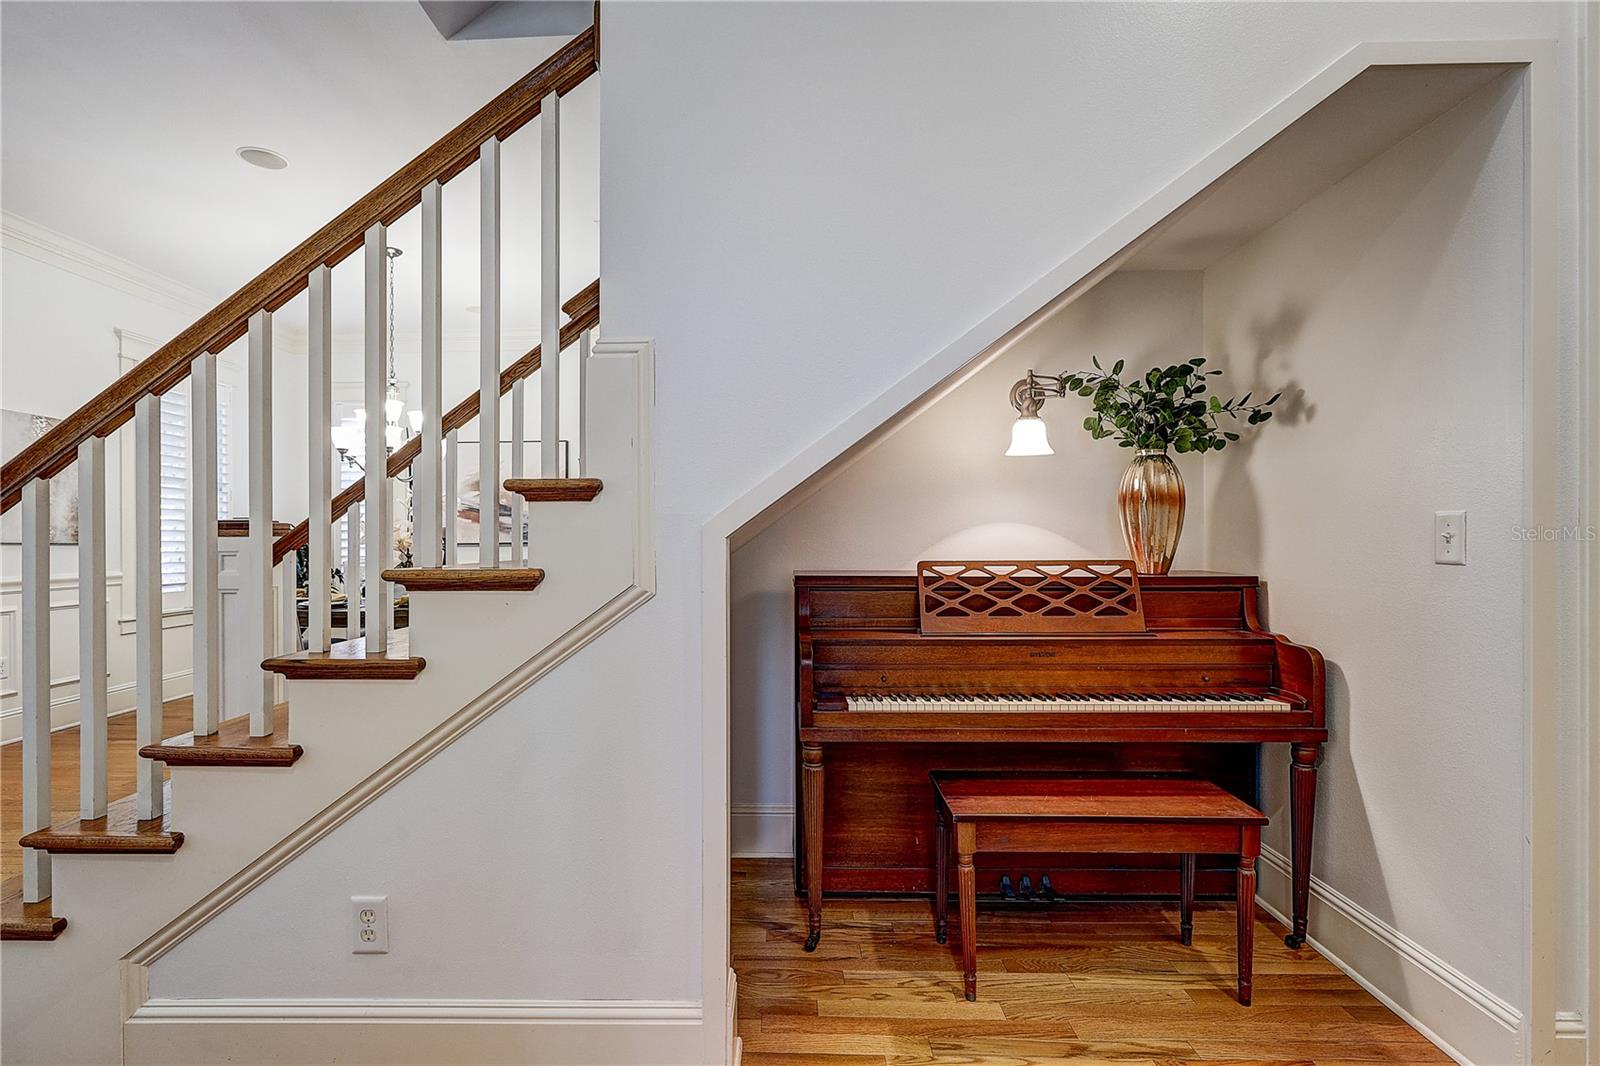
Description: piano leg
xmin=934 ymin=809 xmax=949 ymax=944
xmin=1179 ymin=853 xmax=1195 ymax=946
xmin=1285 ymin=742 xmax=1321 ymax=949
xmin=801 ymin=743 xmax=824 ymax=952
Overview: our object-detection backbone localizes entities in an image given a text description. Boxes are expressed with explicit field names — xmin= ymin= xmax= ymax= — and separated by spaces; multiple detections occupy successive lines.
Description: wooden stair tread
xmin=141 ymin=703 xmax=301 ymax=767
xmin=262 ymin=636 xmax=425 ymax=680
xmin=382 ymin=567 xmax=545 ymax=591
xmin=1 ymin=879 xmax=66 ymax=941
xmin=503 ymin=477 xmax=603 ymax=502
xmin=19 ymin=782 xmax=182 ymax=854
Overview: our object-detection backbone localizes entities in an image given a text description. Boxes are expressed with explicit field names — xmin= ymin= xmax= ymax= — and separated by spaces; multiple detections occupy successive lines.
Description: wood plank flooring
xmin=1 ymin=697 xmax=193 ymax=885
xmin=732 ymin=858 xmax=1449 ymax=1065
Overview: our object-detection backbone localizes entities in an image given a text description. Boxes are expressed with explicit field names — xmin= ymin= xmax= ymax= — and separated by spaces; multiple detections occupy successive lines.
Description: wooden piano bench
xmin=930 ymin=772 xmax=1267 ymax=1005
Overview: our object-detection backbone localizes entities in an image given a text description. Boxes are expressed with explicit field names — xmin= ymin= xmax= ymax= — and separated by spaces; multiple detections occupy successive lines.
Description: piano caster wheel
xmin=1284 ymin=933 xmax=1305 ymax=950
xmin=803 ymin=930 xmax=821 ymax=953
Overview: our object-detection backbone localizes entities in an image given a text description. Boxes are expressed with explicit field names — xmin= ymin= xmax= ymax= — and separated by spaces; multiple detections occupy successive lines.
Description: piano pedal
xmin=1019 ymin=875 xmax=1034 ymax=901
xmin=1000 ymin=875 xmax=1016 ymax=901
xmin=1039 ymin=874 xmax=1058 ymax=902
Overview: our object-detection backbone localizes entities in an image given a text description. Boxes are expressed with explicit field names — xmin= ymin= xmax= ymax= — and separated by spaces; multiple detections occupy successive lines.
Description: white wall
xmin=131 ymin=5 xmax=1590 ymax=1064
xmin=0 ymin=218 xmax=214 ymax=740
xmin=729 ymin=271 xmax=1206 ymax=843
xmin=1199 ymin=73 xmax=1542 ymax=1050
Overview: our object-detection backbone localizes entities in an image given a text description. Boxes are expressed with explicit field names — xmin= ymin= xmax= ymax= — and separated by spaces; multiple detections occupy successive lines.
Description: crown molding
xmin=1 ymin=211 xmax=214 ymax=315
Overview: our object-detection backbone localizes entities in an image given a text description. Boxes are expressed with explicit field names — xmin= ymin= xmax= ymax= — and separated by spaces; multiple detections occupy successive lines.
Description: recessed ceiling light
xmin=236 ymin=146 xmax=288 ymax=170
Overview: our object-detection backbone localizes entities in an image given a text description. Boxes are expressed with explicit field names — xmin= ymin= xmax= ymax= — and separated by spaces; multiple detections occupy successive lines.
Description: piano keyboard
xmin=843 ymin=692 xmax=1292 ymax=714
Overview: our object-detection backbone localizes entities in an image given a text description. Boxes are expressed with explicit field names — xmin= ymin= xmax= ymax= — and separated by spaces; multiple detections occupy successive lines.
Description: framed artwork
xmin=0 ymin=410 xmax=78 ymax=544
xmin=453 ymin=438 xmax=569 ymax=547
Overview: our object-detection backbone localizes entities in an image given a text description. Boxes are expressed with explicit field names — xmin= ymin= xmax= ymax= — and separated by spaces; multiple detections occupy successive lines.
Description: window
xmin=159 ymin=384 xmax=231 ymax=593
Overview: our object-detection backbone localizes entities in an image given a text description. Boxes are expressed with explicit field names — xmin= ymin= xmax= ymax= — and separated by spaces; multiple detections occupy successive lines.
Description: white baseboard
xmin=731 ymin=802 xmax=793 ymax=858
xmin=1554 ymin=1011 xmax=1588 ymax=1066
xmin=1255 ymin=846 xmax=1521 ymax=1066
xmin=125 ymin=999 xmax=706 ymax=1065
xmin=0 ymin=670 xmax=193 ymax=744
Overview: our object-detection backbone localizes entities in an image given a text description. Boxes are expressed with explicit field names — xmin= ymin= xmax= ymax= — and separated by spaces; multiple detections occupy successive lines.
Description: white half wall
xmin=730 ymin=270 xmax=1206 ymax=818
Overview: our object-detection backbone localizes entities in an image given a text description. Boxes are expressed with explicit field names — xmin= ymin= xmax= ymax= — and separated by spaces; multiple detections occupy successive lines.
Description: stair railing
xmin=0 ymin=27 xmax=598 ymax=909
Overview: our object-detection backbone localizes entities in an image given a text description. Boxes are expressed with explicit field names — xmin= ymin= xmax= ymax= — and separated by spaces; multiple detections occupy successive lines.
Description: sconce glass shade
xmin=330 ymin=424 xmax=361 ymax=453
xmin=384 ymin=423 xmax=404 ymax=450
xmin=406 ymin=409 xmax=424 ymax=433
xmin=1005 ymin=415 xmax=1053 ymax=457
xmin=384 ymin=395 xmax=404 ymax=423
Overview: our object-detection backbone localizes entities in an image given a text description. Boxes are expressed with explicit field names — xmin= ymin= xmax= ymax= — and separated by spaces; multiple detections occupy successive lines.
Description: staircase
xmin=0 ymin=24 xmax=652 ymax=1064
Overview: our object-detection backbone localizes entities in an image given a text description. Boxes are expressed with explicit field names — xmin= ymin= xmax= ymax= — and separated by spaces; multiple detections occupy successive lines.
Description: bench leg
xmin=957 ymin=838 xmax=977 ymax=1001
xmin=1179 ymin=853 xmax=1195 ymax=946
xmin=1237 ymin=850 xmax=1257 ymax=1006
xmin=934 ymin=811 xmax=948 ymax=944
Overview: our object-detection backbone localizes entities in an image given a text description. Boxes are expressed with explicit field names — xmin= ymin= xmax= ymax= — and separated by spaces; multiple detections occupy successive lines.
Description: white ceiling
xmin=0 ymin=1 xmax=599 ymax=349
xmin=1122 ymin=64 xmax=1515 ymax=271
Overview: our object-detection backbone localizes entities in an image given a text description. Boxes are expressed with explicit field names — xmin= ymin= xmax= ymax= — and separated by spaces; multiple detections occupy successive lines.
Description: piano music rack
xmin=916 ymin=560 xmax=1147 ymax=635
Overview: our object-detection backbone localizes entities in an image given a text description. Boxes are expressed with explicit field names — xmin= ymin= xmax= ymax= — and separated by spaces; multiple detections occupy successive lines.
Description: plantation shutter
xmin=158 ymin=386 xmax=232 ymax=593
xmin=158 ymin=390 xmax=189 ymax=591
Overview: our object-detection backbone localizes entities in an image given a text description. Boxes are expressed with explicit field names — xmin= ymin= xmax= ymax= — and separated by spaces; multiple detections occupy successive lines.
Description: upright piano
xmin=794 ymin=563 xmax=1326 ymax=952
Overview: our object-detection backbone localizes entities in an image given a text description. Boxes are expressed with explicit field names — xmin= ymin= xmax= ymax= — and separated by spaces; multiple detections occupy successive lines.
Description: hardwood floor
xmin=732 ymin=858 xmax=1449 ymax=1065
xmin=1 ymin=697 xmax=194 ymax=886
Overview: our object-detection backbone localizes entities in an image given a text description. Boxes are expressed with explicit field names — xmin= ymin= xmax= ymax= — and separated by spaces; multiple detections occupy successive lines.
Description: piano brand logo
xmin=1511 ymin=524 xmax=1597 ymax=542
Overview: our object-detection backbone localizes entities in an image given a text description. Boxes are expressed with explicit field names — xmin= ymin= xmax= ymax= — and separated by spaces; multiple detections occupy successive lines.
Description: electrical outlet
xmin=1435 ymin=510 xmax=1466 ymax=565
xmin=351 ymin=895 xmax=388 ymax=954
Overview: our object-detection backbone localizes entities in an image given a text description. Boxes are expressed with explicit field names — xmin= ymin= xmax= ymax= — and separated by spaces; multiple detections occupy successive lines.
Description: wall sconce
xmin=1005 ymin=370 xmax=1071 ymax=456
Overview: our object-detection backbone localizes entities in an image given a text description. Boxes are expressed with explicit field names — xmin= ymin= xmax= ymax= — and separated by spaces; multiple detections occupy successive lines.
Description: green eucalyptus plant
xmin=1062 ymin=357 xmax=1280 ymax=454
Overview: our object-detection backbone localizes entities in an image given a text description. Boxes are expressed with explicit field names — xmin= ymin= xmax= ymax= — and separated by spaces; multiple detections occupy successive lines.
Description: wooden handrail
xmin=0 ymin=28 xmax=598 ymax=514
xmin=271 ymin=281 xmax=599 ymax=564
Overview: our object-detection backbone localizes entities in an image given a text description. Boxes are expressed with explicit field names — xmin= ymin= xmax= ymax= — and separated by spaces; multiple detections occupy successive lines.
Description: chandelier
xmin=331 ymin=246 xmax=422 ymax=469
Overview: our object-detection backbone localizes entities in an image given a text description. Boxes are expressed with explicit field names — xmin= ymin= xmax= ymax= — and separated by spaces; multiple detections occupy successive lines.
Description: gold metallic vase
xmin=1117 ymin=449 xmax=1185 ymax=575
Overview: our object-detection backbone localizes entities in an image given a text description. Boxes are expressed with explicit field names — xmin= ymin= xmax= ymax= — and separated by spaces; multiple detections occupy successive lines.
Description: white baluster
xmin=247 ymin=310 xmax=275 ymax=735
xmin=444 ymin=429 xmax=459 ymax=566
xmin=541 ymin=91 xmax=561 ymax=478
xmin=20 ymin=478 xmax=52 ymax=902
xmin=307 ymin=264 xmax=333 ymax=652
xmin=280 ymin=555 xmax=298 ymax=656
xmin=364 ymin=223 xmax=393 ymax=646
xmin=77 ymin=436 xmax=108 ymax=819
xmin=417 ymin=180 xmax=443 ymax=569
xmin=134 ymin=395 xmax=164 ymax=819
xmin=190 ymin=353 xmax=220 ymax=736
xmin=578 ymin=328 xmax=591 ymax=477
xmin=510 ymin=379 xmax=525 ymax=565
xmin=479 ymin=137 xmax=501 ymax=567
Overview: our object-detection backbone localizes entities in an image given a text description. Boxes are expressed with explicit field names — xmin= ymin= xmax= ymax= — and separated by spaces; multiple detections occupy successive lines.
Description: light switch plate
xmin=1435 ymin=510 xmax=1466 ymax=565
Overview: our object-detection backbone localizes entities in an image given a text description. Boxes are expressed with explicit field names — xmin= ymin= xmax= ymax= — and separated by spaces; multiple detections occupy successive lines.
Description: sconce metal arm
xmin=1009 ymin=370 xmax=1071 ymax=417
